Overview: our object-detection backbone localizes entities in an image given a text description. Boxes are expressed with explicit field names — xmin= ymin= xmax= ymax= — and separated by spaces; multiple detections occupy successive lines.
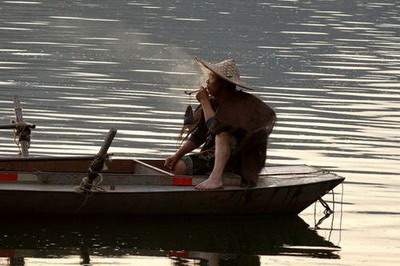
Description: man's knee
xmin=173 ymin=160 xmax=187 ymax=175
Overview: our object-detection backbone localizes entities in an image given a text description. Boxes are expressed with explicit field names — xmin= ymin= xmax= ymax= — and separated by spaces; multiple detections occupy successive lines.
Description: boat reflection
xmin=0 ymin=215 xmax=340 ymax=265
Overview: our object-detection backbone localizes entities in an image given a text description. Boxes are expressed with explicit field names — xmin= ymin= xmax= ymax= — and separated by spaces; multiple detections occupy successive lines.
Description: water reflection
xmin=0 ymin=215 xmax=340 ymax=265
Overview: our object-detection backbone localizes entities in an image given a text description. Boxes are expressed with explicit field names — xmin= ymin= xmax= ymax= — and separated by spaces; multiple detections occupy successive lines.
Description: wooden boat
xmin=0 ymin=97 xmax=345 ymax=216
xmin=0 ymin=154 xmax=344 ymax=215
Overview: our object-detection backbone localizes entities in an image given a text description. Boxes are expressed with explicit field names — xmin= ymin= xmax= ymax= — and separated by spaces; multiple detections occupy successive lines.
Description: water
xmin=0 ymin=0 xmax=399 ymax=265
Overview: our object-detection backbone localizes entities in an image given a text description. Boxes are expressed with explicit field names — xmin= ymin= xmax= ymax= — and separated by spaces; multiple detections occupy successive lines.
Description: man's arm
xmin=175 ymin=140 xmax=199 ymax=159
xmin=196 ymin=88 xmax=215 ymax=121
xmin=164 ymin=140 xmax=199 ymax=170
xmin=200 ymin=98 xmax=215 ymax=121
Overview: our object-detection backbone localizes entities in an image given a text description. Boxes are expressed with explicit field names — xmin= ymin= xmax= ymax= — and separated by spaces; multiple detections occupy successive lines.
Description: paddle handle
xmin=79 ymin=128 xmax=118 ymax=192
xmin=97 ymin=128 xmax=117 ymax=158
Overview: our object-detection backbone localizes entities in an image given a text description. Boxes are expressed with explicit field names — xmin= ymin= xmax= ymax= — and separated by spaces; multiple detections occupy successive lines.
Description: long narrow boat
xmin=0 ymin=155 xmax=344 ymax=215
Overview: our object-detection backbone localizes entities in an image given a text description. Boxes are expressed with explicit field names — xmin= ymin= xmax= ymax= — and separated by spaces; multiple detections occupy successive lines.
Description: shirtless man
xmin=165 ymin=57 xmax=276 ymax=190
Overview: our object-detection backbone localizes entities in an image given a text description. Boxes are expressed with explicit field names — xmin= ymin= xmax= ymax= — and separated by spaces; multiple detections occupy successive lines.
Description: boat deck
xmin=0 ymin=165 xmax=342 ymax=192
xmin=0 ymin=175 xmax=342 ymax=192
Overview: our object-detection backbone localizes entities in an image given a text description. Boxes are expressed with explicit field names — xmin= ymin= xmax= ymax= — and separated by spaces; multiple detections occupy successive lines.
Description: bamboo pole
xmin=13 ymin=96 xmax=32 ymax=157
xmin=13 ymin=96 xmax=23 ymax=123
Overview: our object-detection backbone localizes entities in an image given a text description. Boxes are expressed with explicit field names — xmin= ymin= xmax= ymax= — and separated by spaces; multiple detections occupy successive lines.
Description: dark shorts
xmin=181 ymin=152 xmax=215 ymax=175
xmin=181 ymin=151 xmax=239 ymax=176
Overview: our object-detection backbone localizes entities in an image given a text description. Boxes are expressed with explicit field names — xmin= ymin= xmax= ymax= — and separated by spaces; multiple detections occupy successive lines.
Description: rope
xmin=314 ymin=192 xmax=334 ymax=228
xmin=313 ymin=201 xmax=317 ymax=228
xmin=338 ymin=182 xmax=344 ymax=245
xmin=77 ymin=174 xmax=105 ymax=193
xmin=319 ymin=197 xmax=333 ymax=215
xmin=75 ymin=174 xmax=105 ymax=213
xmin=312 ymin=183 xmax=345 ymax=249
xmin=328 ymin=189 xmax=335 ymax=241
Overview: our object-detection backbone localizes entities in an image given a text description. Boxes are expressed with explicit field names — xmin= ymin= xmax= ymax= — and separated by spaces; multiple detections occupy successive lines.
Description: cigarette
xmin=184 ymin=89 xmax=201 ymax=95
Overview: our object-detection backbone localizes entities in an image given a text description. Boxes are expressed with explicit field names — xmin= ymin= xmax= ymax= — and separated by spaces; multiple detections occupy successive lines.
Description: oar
xmin=77 ymin=128 xmax=117 ymax=192
xmin=131 ymin=158 xmax=174 ymax=176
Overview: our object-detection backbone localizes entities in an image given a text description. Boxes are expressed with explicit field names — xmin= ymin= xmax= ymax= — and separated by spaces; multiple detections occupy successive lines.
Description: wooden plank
xmin=132 ymin=158 xmax=174 ymax=176
xmin=0 ymin=170 xmax=342 ymax=188
xmin=0 ymin=173 xmax=342 ymax=192
xmin=258 ymin=173 xmax=343 ymax=187
xmin=260 ymin=165 xmax=320 ymax=176
xmin=0 ymin=155 xmax=96 ymax=162
xmin=0 ymin=157 xmax=94 ymax=172
xmin=0 ymin=170 xmax=243 ymax=187
xmin=0 ymin=159 xmax=320 ymax=178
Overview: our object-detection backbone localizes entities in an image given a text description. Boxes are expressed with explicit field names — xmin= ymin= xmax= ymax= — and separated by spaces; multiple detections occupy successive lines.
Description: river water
xmin=0 ymin=0 xmax=399 ymax=265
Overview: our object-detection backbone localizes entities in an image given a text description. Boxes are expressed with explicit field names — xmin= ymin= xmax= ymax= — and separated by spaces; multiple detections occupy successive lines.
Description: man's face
xmin=206 ymin=73 xmax=220 ymax=96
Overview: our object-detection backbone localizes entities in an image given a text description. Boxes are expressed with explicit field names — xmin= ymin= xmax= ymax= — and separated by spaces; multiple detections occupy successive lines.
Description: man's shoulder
xmin=236 ymin=90 xmax=261 ymax=100
xmin=235 ymin=90 xmax=272 ymax=110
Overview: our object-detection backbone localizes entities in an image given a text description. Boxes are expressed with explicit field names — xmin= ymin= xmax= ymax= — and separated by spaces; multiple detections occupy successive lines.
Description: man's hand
xmin=195 ymin=87 xmax=210 ymax=103
xmin=164 ymin=154 xmax=180 ymax=170
xmin=196 ymin=87 xmax=215 ymax=121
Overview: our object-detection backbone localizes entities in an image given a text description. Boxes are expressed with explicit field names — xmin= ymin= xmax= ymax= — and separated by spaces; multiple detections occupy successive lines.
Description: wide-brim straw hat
xmin=194 ymin=57 xmax=253 ymax=91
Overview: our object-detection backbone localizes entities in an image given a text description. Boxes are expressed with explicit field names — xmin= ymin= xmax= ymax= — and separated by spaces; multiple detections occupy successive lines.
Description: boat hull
xmin=0 ymin=178 xmax=341 ymax=215
xmin=0 ymin=157 xmax=344 ymax=215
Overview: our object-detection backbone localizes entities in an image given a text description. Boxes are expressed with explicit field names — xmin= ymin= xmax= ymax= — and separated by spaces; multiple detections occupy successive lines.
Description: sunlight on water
xmin=5 ymin=21 xmax=49 ymax=25
xmin=71 ymin=60 xmax=120 ymax=65
xmin=174 ymin=17 xmax=206 ymax=22
xmin=11 ymin=52 xmax=52 ymax=56
xmin=131 ymin=69 xmax=197 ymax=75
xmin=0 ymin=0 xmax=400 ymax=265
xmin=4 ymin=1 xmax=41 ymax=4
xmin=0 ymin=27 xmax=33 ymax=31
xmin=49 ymin=16 xmax=120 ymax=22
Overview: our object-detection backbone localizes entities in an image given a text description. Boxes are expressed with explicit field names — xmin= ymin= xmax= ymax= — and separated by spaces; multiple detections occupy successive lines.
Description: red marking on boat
xmin=0 ymin=249 xmax=16 ymax=257
xmin=172 ymin=176 xmax=192 ymax=186
xmin=168 ymin=250 xmax=189 ymax=258
xmin=0 ymin=173 xmax=18 ymax=182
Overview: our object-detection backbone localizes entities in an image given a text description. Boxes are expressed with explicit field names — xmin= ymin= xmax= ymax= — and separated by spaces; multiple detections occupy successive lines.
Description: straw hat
xmin=194 ymin=57 xmax=253 ymax=91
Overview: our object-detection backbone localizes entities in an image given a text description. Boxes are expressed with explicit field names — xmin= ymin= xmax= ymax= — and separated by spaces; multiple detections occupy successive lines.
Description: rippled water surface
xmin=0 ymin=0 xmax=399 ymax=265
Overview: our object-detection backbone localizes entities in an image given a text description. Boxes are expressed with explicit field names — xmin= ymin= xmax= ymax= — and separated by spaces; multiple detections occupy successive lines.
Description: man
xmin=165 ymin=57 xmax=276 ymax=190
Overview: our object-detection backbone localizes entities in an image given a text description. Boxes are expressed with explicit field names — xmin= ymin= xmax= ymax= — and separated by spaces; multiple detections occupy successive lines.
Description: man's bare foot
xmin=195 ymin=177 xmax=223 ymax=190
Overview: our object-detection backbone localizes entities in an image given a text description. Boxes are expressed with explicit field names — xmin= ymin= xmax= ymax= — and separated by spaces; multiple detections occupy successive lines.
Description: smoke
xmin=107 ymin=29 xmax=210 ymax=109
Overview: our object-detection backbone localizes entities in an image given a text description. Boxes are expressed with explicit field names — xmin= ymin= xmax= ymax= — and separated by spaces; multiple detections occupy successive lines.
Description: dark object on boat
xmin=77 ymin=128 xmax=117 ymax=192
xmin=0 ymin=96 xmax=35 ymax=157
xmin=0 ymin=155 xmax=344 ymax=215
xmin=183 ymin=105 xmax=194 ymax=126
